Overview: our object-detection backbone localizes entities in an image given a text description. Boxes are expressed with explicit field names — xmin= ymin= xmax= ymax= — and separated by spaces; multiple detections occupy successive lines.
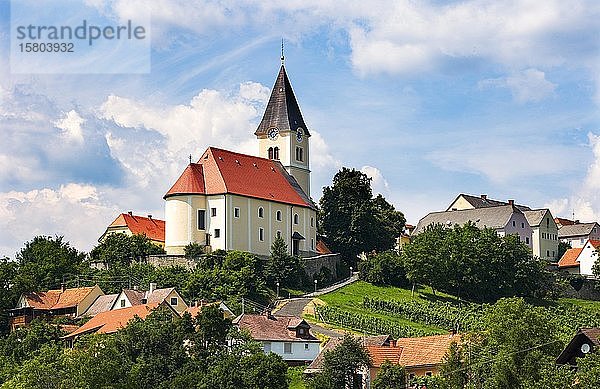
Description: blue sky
xmin=0 ymin=0 xmax=599 ymax=257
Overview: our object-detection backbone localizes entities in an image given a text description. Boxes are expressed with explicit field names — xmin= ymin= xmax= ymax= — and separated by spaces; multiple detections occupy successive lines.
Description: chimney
xmin=149 ymin=282 xmax=157 ymax=295
xmin=508 ymin=199 xmax=514 ymax=206
xmin=575 ymin=220 xmax=580 ymax=224
xmin=481 ymin=194 xmax=487 ymax=200
xmin=133 ymin=285 xmax=138 ymax=291
xmin=147 ymin=214 xmax=152 ymax=219
xmin=128 ymin=211 xmax=133 ymax=216
xmin=60 ymin=283 xmax=67 ymax=292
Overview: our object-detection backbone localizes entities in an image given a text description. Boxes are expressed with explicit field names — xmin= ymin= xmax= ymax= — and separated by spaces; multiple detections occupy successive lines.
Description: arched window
xmin=276 ymin=210 xmax=282 ymax=221
xmin=294 ymin=214 xmax=299 ymax=225
xmin=274 ymin=147 xmax=280 ymax=160
xmin=258 ymin=207 xmax=264 ymax=218
xmin=268 ymin=147 xmax=274 ymax=160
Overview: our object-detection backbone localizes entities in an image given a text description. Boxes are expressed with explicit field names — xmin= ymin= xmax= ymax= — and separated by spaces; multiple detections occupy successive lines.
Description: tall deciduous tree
xmin=319 ymin=168 xmax=405 ymax=265
xmin=89 ymin=233 xmax=164 ymax=269
xmin=372 ymin=360 xmax=406 ymax=389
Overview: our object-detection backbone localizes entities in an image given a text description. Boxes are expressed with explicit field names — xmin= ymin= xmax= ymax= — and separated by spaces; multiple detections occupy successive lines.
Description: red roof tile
xmin=589 ymin=240 xmax=600 ymax=249
xmin=23 ymin=287 xmax=95 ymax=310
xmin=316 ymin=239 xmax=332 ymax=255
xmin=367 ymin=345 xmax=402 ymax=367
xmin=64 ymin=303 xmax=164 ymax=339
xmin=53 ymin=287 xmax=96 ymax=310
xmin=164 ymin=148 xmax=314 ymax=208
xmin=23 ymin=290 xmax=61 ymax=309
xmin=396 ymin=334 xmax=461 ymax=368
xmin=109 ymin=213 xmax=165 ymax=243
xmin=558 ymin=247 xmax=583 ymax=268
xmin=233 ymin=314 xmax=318 ymax=342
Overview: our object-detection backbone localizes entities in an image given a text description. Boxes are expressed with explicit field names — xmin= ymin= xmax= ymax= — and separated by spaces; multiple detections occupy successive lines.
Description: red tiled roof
xmin=109 ymin=213 xmax=165 ymax=243
xmin=581 ymin=328 xmax=600 ymax=346
xmin=233 ymin=314 xmax=318 ymax=342
xmin=23 ymin=287 xmax=96 ymax=310
xmin=64 ymin=303 xmax=163 ymax=339
xmin=164 ymin=148 xmax=313 ymax=208
xmin=367 ymin=345 xmax=402 ymax=367
xmin=396 ymin=334 xmax=461 ymax=368
xmin=316 ymin=239 xmax=332 ymax=255
xmin=558 ymin=248 xmax=583 ymax=268
xmin=589 ymin=240 xmax=600 ymax=250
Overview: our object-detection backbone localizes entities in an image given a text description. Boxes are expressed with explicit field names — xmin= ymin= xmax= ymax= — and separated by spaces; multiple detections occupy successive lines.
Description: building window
xmin=284 ymin=342 xmax=292 ymax=354
xmin=525 ymin=237 xmax=530 ymax=244
xmin=211 ymin=207 xmax=217 ymax=217
xmin=170 ymin=297 xmax=178 ymax=306
xmin=294 ymin=214 xmax=299 ymax=225
xmin=258 ymin=207 xmax=264 ymax=218
xmin=311 ymin=238 xmax=314 ymax=250
xmin=120 ymin=299 xmax=126 ymax=308
xmin=214 ymin=229 xmax=220 ymax=238
xmin=264 ymin=342 xmax=271 ymax=353
xmin=268 ymin=147 xmax=274 ymax=160
xmin=274 ymin=147 xmax=280 ymax=160
xmin=547 ymin=218 xmax=550 ymax=227
xmin=311 ymin=217 xmax=314 ymax=227
xmin=426 ymin=372 xmax=433 ymax=377
xmin=259 ymin=228 xmax=264 ymax=241
xmin=197 ymin=210 xmax=206 ymax=230
xmin=552 ymin=250 xmax=555 ymax=256
xmin=521 ymin=222 xmax=525 ymax=228
xmin=547 ymin=250 xmax=550 ymax=257
xmin=277 ymin=231 xmax=281 ymax=238
xmin=295 ymin=147 xmax=303 ymax=162
xmin=234 ymin=207 xmax=240 ymax=218
xmin=304 ymin=343 xmax=310 ymax=350
xmin=276 ymin=210 xmax=282 ymax=221
xmin=512 ymin=221 xmax=516 ymax=227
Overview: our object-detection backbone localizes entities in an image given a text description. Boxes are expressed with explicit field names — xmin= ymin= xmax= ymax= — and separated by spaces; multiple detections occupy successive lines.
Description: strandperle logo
xmin=10 ymin=0 xmax=151 ymax=74
xmin=15 ymin=19 xmax=147 ymax=47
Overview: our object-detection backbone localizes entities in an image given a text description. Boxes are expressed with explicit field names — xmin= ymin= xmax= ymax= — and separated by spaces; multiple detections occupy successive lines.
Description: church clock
xmin=268 ymin=127 xmax=279 ymax=140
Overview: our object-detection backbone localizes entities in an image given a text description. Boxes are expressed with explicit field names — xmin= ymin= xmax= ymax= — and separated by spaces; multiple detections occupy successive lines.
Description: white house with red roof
xmin=163 ymin=64 xmax=318 ymax=258
xmin=99 ymin=212 xmax=165 ymax=247
xmin=558 ymin=239 xmax=600 ymax=277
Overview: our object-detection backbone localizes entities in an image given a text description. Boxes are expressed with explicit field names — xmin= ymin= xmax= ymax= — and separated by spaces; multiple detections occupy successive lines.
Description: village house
xmin=556 ymin=328 xmax=600 ymax=367
xmin=62 ymin=302 xmax=179 ymax=346
xmin=185 ymin=300 xmax=235 ymax=319
xmin=558 ymin=222 xmax=600 ymax=248
xmin=557 ymin=240 xmax=600 ymax=277
xmin=446 ymin=194 xmax=531 ymax=212
xmin=233 ymin=313 xmax=321 ymax=364
xmin=8 ymin=285 xmax=104 ymax=331
xmin=99 ymin=212 xmax=165 ymax=247
xmin=79 ymin=294 xmax=118 ymax=318
xmin=163 ymin=64 xmax=318 ymax=258
xmin=111 ymin=282 xmax=188 ymax=315
xmin=414 ymin=203 xmax=533 ymax=249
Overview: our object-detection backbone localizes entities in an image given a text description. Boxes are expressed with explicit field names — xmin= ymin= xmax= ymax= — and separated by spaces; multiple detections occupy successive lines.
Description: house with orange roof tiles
xmin=162 ymin=64 xmax=320 ymax=260
xmin=62 ymin=301 xmax=179 ymax=346
xmin=111 ymin=282 xmax=188 ymax=315
xmin=99 ymin=211 xmax=165 ymax=247
xmin=8 ymin=285 xmax=104 ymax=331
xmin=185 ymin=300 xmax=235 ymax=319
xmin=557 ymin=239 xmax=600 ymax=277
xmin=233 ymin=313 xmax=321 ymax=364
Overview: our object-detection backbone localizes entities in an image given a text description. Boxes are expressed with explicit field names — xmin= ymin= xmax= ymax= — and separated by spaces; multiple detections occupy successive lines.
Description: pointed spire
xmin=281 ymin=38 xmax=285 ymax=65
xmin=254 ymin=62 xmax=310 ymax=137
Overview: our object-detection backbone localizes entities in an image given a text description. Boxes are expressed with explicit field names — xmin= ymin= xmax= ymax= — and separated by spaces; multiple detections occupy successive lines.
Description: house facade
xmin=99 ymin=212 xmax=165 ymax=247
xmin=164 ymin=65 xmax=317 ymax=258
xmin=111 ymin=283 xmax=188 ymax=315
xmin=558 ymin=223 xmax=600 ymax=248
xmin=557 ymin=328 xmax=600 ymax=366
xmin=446 ymin=194 xmax=531 ymax=212
xmin=414 ymin=204 xmax=533 ymax=249
xmin=557 ymin=240 xmax=600 ymax=277
xmin=523 ymin=209 xmax=559 ymax=260
xmin=233 ymin=313 xmax=320 ymax=364
xmin=9 ymin=285 xmax=104 ymax=330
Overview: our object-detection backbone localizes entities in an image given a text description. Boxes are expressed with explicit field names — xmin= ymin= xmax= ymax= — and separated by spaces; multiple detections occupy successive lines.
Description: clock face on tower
xmin=296 ymin=128 xmax=303 ymax=142
xmin=268 ymin=127 xmax=279 ymax=140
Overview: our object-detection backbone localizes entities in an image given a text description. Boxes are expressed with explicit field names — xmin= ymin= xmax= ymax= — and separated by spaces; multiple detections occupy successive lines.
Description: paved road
xmin=303 ymin=273 xmax=359 ymax=297
xmin=275 ymin=297 xmax=343 ymax=338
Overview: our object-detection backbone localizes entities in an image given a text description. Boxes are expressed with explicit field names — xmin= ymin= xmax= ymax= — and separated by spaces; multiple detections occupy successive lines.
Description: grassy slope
xmin=317 ymin=281 xmax=600 ymax=334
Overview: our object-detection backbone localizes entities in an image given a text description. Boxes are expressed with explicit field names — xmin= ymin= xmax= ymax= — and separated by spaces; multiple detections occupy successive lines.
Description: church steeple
xmin=256 ymin=62 xmax=312 ymax=197
xmin=254 ymin=65 xmax=310 ymax=137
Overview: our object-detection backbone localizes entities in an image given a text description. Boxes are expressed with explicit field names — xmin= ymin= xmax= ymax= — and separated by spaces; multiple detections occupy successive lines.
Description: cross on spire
xmin=281 ymin=38 xmax=285 ymax=65
xmin=189 ymin=154 xmax=192 ymax=164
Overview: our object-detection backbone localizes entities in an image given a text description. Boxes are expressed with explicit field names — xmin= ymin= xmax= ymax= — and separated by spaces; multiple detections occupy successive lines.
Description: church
xmin=163 ymin=61 xmax=319 ymax=258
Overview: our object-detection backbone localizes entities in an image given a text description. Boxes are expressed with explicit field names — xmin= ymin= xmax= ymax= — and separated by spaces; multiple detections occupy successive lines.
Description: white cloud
xmin=479 ymin=69 xmax=556 ymax=103
xmin=55 ymin=110 xmax=85 ymax=143
xmin=545 ymin=133 xmax=600 ymax=221
xmin=0 ymin=184 xmax=119 ymax=257
xmin=361 ymin=165 xmax=390 ymax=196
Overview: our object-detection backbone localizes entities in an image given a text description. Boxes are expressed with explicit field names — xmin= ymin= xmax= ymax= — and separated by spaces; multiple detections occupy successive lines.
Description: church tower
xmin=255 ymin=62 xmax=311 ymax=197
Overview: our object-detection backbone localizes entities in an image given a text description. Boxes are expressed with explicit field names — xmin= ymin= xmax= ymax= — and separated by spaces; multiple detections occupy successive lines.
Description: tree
xmin=437 ymin=342 xmax=467 ymax=389
xmin=403 ymin=223 xmax=551 ymax=302
xmin=265 ymin=236 xmax=306 ymax=288
xmin=359 ymin=250 xmax=409 ymax=287
xmin=0 ymin=257 xmax=18 ymax=333
xmin=372 ymin=360 xmax=406 ymax=389
xmin=319 ymin=168 xmax=405 ymax=265
xmin=557 ymin=241 xmax=571 ymax=261
xmin=309 ymin=335 xmax=372 ymax=389
xmin=184 ymin=242 xmax=205 ymax=260
xmin=89 ymin=233 xmax=164 ymax=269
xmin=12 ymin=236 xmax=85 ymax=295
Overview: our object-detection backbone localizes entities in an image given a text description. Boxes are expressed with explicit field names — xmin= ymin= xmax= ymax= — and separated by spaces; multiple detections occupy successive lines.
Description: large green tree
xmin=264 ymin=236 xmax=306 ymax=289
xmin=372 ymin=360 xmax=406 ymax=389
xmin=359 ymin=250 xmax=409 ymax=287
xmin=319 ymin=168 xmax=405 ymax=264
xmin=89 ymin=233 xmax=165 ymax=269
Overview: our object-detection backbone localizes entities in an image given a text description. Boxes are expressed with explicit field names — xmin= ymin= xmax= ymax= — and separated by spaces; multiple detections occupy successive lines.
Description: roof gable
xmin=367 ymin=345 xmax=402 ymax=367
xmin=396 ymin=334 xmax=461 ymax=368
xmin=447 ymin=194 xmax=531 ymax=212
xmin=415 ymin=205 xmax=521 ymax=235
xmin=22 ymin=287 xmax=97 ymax=310
xmin=559 ymin=223 xmax=600 ymax=238
xmin=234 ymin=314 xmax=318 ymax=342
xmin=164 ymin=163 xmax=206 ymax=198
xmin=523 ymin=209 xmax=552 ymax=227
xmin=558 ymin=247 xmax=583 ymax=268
xmin=255 ymin=65 xmax=310 ymax=137
xmin=109 ymin=213 xmax=165 ymax=242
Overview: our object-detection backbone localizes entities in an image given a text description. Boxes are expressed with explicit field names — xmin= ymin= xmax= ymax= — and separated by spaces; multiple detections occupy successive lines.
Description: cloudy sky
xmin=1 ymin=0 xmax=599 ymax=258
